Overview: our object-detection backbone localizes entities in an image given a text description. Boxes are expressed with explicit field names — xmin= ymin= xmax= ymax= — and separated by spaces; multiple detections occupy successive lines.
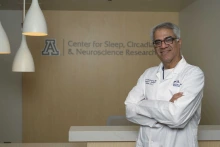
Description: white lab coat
xmin=125 ymin=57 xmax=204 ymax=147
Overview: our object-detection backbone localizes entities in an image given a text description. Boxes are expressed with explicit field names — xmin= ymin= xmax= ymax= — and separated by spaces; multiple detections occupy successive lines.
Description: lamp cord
xmin=22 ymin=0 xmax=25 ymax=29
xmin=23 ymin=0 xmax=25 ymax=20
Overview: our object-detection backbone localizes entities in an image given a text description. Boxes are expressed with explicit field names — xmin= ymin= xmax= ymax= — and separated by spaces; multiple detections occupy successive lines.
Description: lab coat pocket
xmin=169 ymin=85 xmax=181 ymax=96
xmin=145 ymin=84 xmax=156 ymax=100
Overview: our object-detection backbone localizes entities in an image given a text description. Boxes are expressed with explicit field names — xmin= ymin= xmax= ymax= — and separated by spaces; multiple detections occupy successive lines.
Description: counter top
xmin=69 ymin=125 xmax=220 ymax=142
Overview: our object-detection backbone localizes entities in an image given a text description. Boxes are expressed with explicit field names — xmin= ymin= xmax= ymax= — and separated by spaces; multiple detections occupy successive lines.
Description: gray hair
xmin=150 ymin=22 xmax=181 ymax=41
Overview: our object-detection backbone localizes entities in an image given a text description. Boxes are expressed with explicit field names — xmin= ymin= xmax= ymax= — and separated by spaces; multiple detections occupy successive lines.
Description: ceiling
xmin=0 ymin=0 xmax=197 ymax=12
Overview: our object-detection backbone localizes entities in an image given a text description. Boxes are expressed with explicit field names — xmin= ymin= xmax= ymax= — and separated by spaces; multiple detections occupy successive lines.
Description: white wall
xmin=0 ymin=10 xmax=22 ymax=142
xmin=180 ymin=0 xmax=220 ymax=124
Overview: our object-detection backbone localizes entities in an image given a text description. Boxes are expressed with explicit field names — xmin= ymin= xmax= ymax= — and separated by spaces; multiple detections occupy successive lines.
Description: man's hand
xmin=169 ymin=92 xmax=183 ymax=103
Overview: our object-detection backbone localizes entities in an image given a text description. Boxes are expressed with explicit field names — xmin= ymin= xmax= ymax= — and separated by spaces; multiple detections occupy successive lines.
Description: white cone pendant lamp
xmin=12 ymin=35 xmax=35 ymax=72
xmin=0 ymin=21 xmax=11 ymax=54
xmin=22 ymin=0 xmax=47 ymax=36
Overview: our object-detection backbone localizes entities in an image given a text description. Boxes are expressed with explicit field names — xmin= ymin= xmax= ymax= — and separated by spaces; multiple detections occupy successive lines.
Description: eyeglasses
xmin=153 ymin=36 xmax=179 ymax=47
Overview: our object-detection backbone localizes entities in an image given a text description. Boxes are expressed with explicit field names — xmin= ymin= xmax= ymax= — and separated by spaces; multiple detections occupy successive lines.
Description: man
xmin=124 ymin=22 xmax=204 ymax=147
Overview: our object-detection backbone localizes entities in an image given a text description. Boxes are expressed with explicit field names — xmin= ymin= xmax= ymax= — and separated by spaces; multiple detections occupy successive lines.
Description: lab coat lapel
xmin=173 ymin=56 xmax=187 ymax=74
xmin=156 ymin=63 xmax=163 ymax=81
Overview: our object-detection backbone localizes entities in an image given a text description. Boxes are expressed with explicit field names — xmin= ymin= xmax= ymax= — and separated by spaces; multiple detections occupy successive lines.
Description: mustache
xmin=156 ymin=44 xmax=173 ymax=52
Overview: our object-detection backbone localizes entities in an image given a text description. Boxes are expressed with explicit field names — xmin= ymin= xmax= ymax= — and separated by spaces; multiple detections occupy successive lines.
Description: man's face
xmin=153 ymin=28 xmax=182 ymax=66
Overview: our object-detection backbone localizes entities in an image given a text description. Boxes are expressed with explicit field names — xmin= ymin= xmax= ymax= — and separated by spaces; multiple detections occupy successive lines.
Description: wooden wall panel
xmin=199 ymin=141 xmax=220 ymax=147
xmin=23 ymin=11 xmax=178 ymax=142
xmin=0 ymin=143 xmax=86 ymax=147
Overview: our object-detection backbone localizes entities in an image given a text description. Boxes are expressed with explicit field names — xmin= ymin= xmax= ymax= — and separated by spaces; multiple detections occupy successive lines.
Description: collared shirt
xmin=125 ymin=56 xmax=204 ymax=147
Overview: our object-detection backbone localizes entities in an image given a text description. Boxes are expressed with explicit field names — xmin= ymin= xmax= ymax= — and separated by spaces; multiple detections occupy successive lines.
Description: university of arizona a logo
xmin=42 ymin=39 xmax=60 ymax=56
xmin=173 ymin=80 xmax=182 ymax=87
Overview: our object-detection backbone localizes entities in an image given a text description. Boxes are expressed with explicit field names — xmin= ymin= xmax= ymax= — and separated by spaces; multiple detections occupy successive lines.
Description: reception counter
xmin=69 ymin=125 xmax=220 ymax=147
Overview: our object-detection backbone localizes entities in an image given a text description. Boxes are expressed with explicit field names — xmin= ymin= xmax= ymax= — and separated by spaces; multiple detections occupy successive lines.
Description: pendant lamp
xmin=0 ymin=21 xmax=11 ymax=54
xmin=12 ymin=35 xmax=35 ymax=72
xmin=12 ymin=0 xmax=35 ymax=72
xmin=22 ymin=0 xmax=47 ymax=36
